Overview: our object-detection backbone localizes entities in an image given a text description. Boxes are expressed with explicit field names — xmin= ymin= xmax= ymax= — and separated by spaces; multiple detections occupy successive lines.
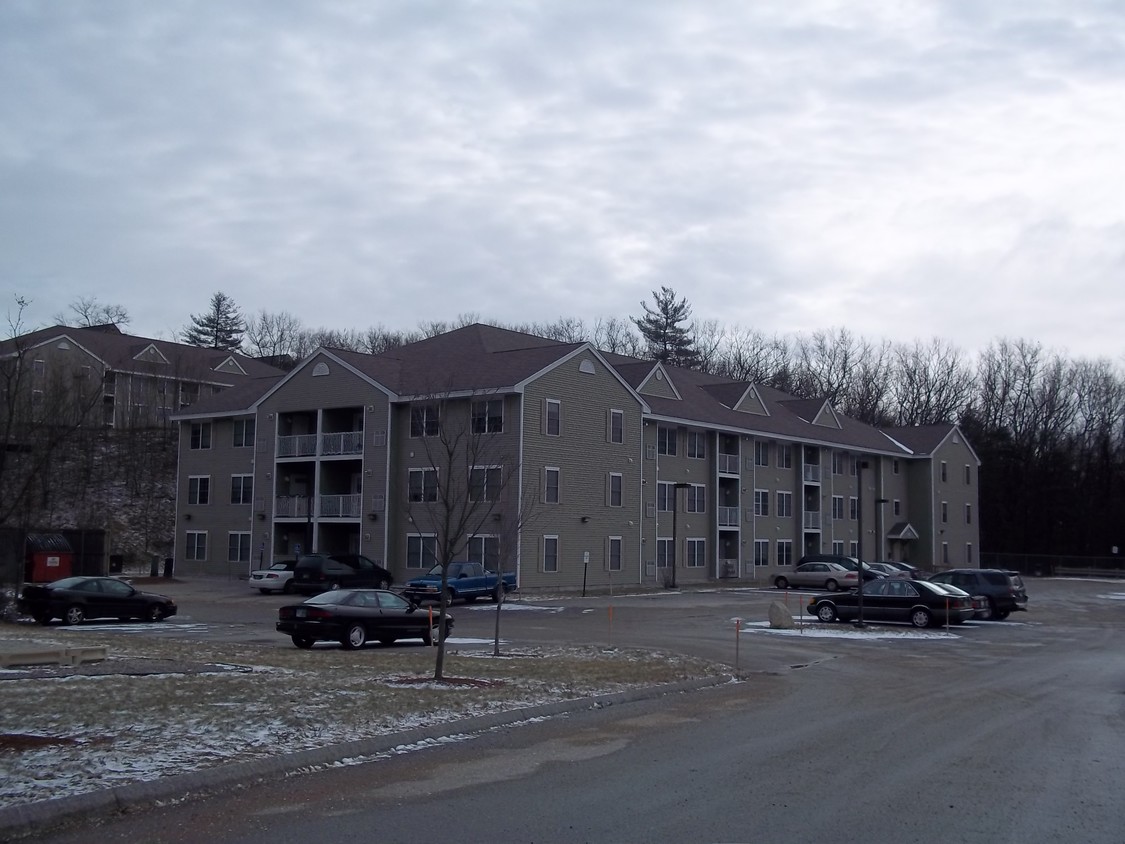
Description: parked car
xmin=774 ymin=562 xmax=859 ymax=592
xmin=402 ymin=561 xmax=518 ymax=604
xmin=807 ymin=578 xmax=977 ymax=628
xmin=797 ymin=554 xmax=883 ymax=581
xmin=290 ymin=553 xmax=394 ymax=595
xmin=867 ymin=562 xmax=911 ymax=579
xmin=927 ymin=579 xmax=990 ymax=619
xmin=884 ymin=561 xmax=924 ymax=579
xmin=249 ymin=559 xmax=298 ymax=594
xmin=927 ymin=569 xmax=1028 ymax=620
xmin=19 ymin=576 xmax=177 ymax=626
xmin=276 ymin=589 xmax=453 ymax=649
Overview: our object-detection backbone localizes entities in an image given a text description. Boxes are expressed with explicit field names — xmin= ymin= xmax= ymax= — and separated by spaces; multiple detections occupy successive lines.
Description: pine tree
xmin=183 ymin=292 xmax=246 ymax=350
xmin=631 ymin=286 xmax=700 ymax=368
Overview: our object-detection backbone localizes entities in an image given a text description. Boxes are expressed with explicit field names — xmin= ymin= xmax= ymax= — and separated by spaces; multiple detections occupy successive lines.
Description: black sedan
xmin=806 ymin=578 xmax=977 ymax=628
xmin=19 ymin=576 xmax=177 ymax=625
xmin=277 ymin=589 xmax=454 ymax=650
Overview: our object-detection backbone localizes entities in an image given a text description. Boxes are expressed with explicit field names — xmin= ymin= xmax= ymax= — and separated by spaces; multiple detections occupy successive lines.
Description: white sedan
xmin=249 ymin=560 xmax=298 ymax=594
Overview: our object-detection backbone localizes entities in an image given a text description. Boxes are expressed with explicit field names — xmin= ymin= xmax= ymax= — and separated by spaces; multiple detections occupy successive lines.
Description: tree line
xmin=42 ymin=290 xmax=1125 ymax=562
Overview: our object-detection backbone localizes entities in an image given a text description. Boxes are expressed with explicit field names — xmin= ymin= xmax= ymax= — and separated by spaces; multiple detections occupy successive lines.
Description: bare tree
xmin=592 ymin=317 xmax=644 ymax=357
xmin=53 ymin=296 xmax=131 ymax=328
xmin=888 ymin=338 xmax=975 ymax=426
xmin=244 ymin=310 xmax=304 ymax=360
xmin=404 ymin=390 xmax=521 ymax=680
xmin=691 ymin=319 xmax=725 ymax=375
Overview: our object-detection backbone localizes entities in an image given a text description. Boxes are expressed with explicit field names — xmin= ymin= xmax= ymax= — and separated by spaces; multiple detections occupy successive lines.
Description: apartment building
xmin=172 ymin=324 xmax=981 ymax=589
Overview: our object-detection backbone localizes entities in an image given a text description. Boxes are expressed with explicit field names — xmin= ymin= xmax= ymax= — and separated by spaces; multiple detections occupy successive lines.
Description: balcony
xmin=319 ymin=494 xmax=361 ymax=518
xmin=718 ymin=453 xmax=740 ymax=474
xmin=321 ymin=431 xmax=363 ymax=456
xmin=803 ymin=511 xmax=822 ymax=530
xmin=717 ymin=506 xmax=740 ymax=527
xmin=275 ymin=495 xmax=313 ymax=517
xmin=277 ymin=434 xmax=317 ymax=458
xmin=803 ymin=465 xmax=821 ymax=482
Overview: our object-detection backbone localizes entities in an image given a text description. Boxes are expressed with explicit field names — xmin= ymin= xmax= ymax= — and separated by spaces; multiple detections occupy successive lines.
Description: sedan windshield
xmin=304 ymin=591 xmax=355 ymax=606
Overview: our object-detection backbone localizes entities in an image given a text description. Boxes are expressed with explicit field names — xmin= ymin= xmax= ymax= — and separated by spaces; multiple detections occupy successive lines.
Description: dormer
xmin=636 ymin=363 xmax=681 ymax=400
xmin=214 ymin=356 xmax=249 ymax=376
xmin=133 ymin=344 xmax=170 ymax=365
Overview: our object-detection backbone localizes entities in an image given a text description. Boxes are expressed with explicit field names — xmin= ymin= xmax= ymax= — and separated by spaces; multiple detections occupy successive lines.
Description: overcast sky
xmin=3 ymin=1 xmax=1123 ymax=360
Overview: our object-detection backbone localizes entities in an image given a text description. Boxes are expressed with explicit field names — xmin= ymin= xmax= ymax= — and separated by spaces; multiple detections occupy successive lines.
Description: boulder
xmin=768 ymin=600 xmax=796 ymax=629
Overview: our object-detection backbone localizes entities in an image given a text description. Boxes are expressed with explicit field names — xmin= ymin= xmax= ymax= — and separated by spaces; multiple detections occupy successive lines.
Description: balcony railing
xmin=803 ymin=465 xmax=821 ymax=482
xmin=319 ymin=493 xmax=362 ymax=518
xmin=275 ymin=495 xmax=313 ymax=517
xmin=803 ymin=511 xmax=822 ymax=530
xmin=277 ymin=434 xmax=317 ymax=458
xmin=717 ymin=453 xmax=740 ymax=474
xmin=717 ymin=506 xmax=740 ymax=527
xmin=321 ymin=431 xmax=363 ymax=456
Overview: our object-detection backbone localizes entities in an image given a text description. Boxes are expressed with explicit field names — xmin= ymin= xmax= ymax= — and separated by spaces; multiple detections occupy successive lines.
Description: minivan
xmin=291 ymin=553 xmax=394 ymax=595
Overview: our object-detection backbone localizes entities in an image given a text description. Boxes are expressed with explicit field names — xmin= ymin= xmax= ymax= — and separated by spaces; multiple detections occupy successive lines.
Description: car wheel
xmin=292 ymin=636 xmax=315 ymax=649
xmin=32 ymin=612 xmax=51 ymax=626
xmin=816 ymin=603 xmax=838 ymax=623
xmin=491 ymin=585 xmax=502 ymax=602
xmin=774 ymin=576 xmax=789 ymax=589
xmin=911 ymin=608 xmax=933 ymax=628
xmin=987 ymin=599 xmax=1004 ymax=621
xmin=997 ymin=610 xmax=1011 ymax=620
xmin=259 ymin=588 xmax=272 ymax=595
xmin=378 ymin=636 xmax=396 ymax=646
xmin=444 ymin=588 xmax=456 ymax=606
xmin=63 ymin=605 xmax=85 ymax=626
xmin=282 ymin=581 xmax=294 ymax=594
xmin=328 ymin=581 xmax=342 ymax=591
xmin=144 ymin=605 xmax=164 ymax=622
xmin=341 ymin=623 xmax=367 ymax=650
xmin=825 ymin=579 xmax=839 ymax=592
xmin=379 ymin=578 xmax=391 ymax=590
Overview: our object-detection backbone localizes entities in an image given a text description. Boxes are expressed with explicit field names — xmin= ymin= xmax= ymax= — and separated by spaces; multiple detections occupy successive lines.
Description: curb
xmin=0 ymin=674 xmax=734 ymax=841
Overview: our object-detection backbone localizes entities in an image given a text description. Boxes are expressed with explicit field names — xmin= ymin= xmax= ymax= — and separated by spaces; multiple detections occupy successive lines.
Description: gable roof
xmin=881 ymin=423 xmax=981 ymax=465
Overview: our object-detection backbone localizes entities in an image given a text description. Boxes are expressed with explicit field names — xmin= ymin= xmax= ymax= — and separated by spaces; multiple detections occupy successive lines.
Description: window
xmin=608 ymin=409 xmax=624 ymax=444
xmin=410 ymin=404 xmax=440 ymax=437
xmin=466 ymin=535 xmax=500 ymax=569
xmin=850 ymin=457 xmax=859 ymax=476
xmin=942 ymin=542 xmax=950 ymax=564
xmin=470 ymin=466 xmax=502 ymax=502
xmin=687 ymin=431 xmax=706 ymax=459
xmin=849 ymin=540 xmax=858 ymax=557
xmin=230 ymin=475 xmax=253 ymax=505
xmin=849 ymin=496 xmax=858 ymax=521
xmin=543 ymin=536 xmax=559 ymax=572
xmin=657 ymin=481 xmax=674 ymax=512
xmin=472 ymin=399 xmax=504 ymax=434
xmin=964 ymin=464 xmax=972 ymax=485
xmin=965 ymin=503 xmax=972 ymax=525
xmin=754 ymin=539 xmax=769 ymax=567
xmin=832 ymin=540 xmax=844 ymax=555
xmin=832 ymin=496 xmax=844 ymax=520
xmin=607 ymin=473 xmax=623 ymax=507
xmin=185 ymin=531 xmax=207 ymax=561
xmin=777 ymin=491 xmax=793 ymax=518
xmin=755 ymin=441 xmax=770 ymax=467
xmin=544 ymin=467 xmax=560 ymax=504
xmin=188 ymin=476 xmax=210 ymax=506
xmin=685 ymin=538 xmax=705 ymax=568
xmin=941 ymin=501 xmax=948 ymax=523
xmin=777 ymin=444 xmax=793 ymax=469
xmin=545 ymin=399 xmax=561 ymax=436
xmin=227 ymin=532 xmax=251 ymax=563
xmin=832 ymin=452 xmax=845 ymax=474
xmin=190 ymin=422 xmax=212 ymax=450
xmin=409 ymin=468 xmax=438 ymax=503
xmin=940 ymin=461 xmax=948 ymax=482
xmin=893 ymin=499 xmax=902 ymax=516
xmin=966 ymin=543 xmax=974 ymax=565
xmin=656 ymin=537 xmax=673 ymax=568
xmin=777 ymin=540 xmax=793 ymax=566
xmin=407 ymin=534 xmax=437 ymax=569
xmin=685 ymin=484 xmax=705 ymax=513
xmin=233 ymin=418 xmax=255 ymax=448
xmin=753 ymin=490 xmax=769 ymax=517
xmin=892 ymin=459 xmax=900 ymax=474
xmin=657 ymin=426 xmax=677 ymax=456
xmin=608 ymin=536 xmax=624 ymax=571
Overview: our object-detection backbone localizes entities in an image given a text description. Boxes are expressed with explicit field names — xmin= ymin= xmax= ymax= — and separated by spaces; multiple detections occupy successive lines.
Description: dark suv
xmin=291 ymin=554 xmax=394 ymax=595
xmin=928 ymin=569 xmax=1028 ymax=620
xmin=797 ymin=554 xmax=883 ymax=581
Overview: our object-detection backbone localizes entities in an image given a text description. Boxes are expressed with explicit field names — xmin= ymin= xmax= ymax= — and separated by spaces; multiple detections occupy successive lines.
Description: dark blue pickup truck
xmin=402 ymin=561 xmax=517 ymax=604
